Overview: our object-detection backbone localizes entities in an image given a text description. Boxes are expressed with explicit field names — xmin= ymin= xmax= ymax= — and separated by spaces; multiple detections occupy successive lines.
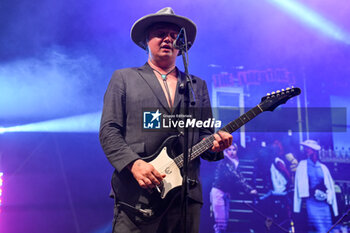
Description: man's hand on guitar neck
xmin=210 ymin=131 xmax=233 ymax=153
xmin=128 ymin=159 xmax=166 ymax=189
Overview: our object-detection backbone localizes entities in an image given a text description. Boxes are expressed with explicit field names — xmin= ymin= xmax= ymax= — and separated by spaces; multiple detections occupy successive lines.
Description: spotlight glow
xmin=269 ymin=0 xmax=350 ymax=44
xmin=0 ymin=172 xmax=3 ymax=208
xmin=0 ymin=112 xmax=101 ymax=133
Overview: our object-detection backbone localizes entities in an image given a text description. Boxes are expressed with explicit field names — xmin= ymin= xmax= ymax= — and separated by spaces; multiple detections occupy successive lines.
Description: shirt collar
xmin=307 ymin=158 xmax=321 ymax=167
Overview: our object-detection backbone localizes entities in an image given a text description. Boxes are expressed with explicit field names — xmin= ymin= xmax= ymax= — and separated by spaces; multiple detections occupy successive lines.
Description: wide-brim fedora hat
xmin=131 ymin=7 xmax=197 ymax=51
xmin=300 ymin=139 xmax=321 ymax=151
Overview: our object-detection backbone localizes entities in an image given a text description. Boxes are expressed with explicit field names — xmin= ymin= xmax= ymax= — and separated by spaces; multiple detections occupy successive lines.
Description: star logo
xmin=143 ymin=109 xmax=162 ymax=129
xmin=151 ymin=109 xmax=162 ymax=122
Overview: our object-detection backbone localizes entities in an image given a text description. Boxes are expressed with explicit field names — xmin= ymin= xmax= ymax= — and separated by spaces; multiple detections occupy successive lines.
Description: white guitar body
xmin=149 ymin=147 xmax=183 ymax=199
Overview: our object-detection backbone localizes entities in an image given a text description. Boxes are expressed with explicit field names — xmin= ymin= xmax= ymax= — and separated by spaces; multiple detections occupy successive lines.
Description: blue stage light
xmin=0 ymin=112 xmax=101 ymax=133
xmin=269 ymin=0 xmax=350 ymax=44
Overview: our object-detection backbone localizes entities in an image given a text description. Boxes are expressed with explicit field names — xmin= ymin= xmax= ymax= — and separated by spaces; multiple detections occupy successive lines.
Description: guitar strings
xmin=156 ymin=142 xmax=210 ymax=172
xmin=154 ymin=103 xmax=277 ymax=175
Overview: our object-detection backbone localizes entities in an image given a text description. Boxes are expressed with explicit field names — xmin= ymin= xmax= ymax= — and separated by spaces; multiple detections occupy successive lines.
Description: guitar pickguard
xmin=149 ymin=147 xmax=182 ymax=199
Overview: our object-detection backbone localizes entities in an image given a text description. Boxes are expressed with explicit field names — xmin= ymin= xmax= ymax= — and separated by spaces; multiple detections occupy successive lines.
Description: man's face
xmin=305 ymin=147 xmax=317 ymax=158
xmin=147 ymin=23 xmax=180 ymax=63
xmin=224 ymin=145 xmax=238 ymax=160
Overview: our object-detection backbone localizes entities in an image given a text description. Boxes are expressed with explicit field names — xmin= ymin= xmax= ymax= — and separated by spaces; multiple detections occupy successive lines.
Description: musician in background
xmin=266 ymin=139 xmax=295 ymax=228
xmin=210 ymin=143 xmax=257 ymax=233
xmin=294 ymin=140 xmax=338 ymax=233
xmin=270 ymin=140 xmax=292 ymax=195
xmin=99 ymin=7 xmax=232 ymax=233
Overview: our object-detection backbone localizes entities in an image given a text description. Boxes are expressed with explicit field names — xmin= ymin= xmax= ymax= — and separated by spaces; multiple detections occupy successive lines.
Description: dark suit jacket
xmin=99 ymin=63 xmax=223 ymax=204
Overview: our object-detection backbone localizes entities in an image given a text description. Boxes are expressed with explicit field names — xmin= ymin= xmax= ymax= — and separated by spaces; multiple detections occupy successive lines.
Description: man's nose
xmin=163 ymin=33 xmax=173 ymax=41
xmin=164 ymin=32 xmax=177 ymax=40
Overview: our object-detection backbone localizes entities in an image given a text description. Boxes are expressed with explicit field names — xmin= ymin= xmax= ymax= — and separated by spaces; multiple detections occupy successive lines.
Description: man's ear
xmin=144 ymin=38 xmax=149 ymax=54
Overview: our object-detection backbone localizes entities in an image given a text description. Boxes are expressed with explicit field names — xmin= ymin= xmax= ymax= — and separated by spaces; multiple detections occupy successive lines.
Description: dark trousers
xmin=112 ymin=196 xmax=202 ymax=233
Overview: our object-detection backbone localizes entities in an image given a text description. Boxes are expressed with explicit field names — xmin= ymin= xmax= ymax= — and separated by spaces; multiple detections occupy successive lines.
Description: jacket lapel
xmin=137 ymin=63 xmax=171 ymax=113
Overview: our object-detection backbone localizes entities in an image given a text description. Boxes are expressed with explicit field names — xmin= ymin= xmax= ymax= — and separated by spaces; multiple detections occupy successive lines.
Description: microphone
xmin=173 ymin=27 xmax=186 ymax=50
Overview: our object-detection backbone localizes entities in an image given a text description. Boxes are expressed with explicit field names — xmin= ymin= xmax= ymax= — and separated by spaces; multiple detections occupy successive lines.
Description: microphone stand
xmin=177 ymin=28 xmax=196 ymax=233
xmin=327 ymin=207 xmax=350 ymax=233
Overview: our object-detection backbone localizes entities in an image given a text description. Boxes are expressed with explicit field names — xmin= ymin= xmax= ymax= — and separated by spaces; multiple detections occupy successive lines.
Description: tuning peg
xmin=286 ymin=87 xmax=290 ymax=90
xmin=276 ymin=90 xmax=280 ymax=93
xmin=291 ymin=85 xmax=294 ymax=88
xmin=266 ymin=93 xmax=271 ymax=96
xmin=281 ymin=89 xmax=285 ymax=91
xmin=271 ymin=91 xmax=276 ymax=94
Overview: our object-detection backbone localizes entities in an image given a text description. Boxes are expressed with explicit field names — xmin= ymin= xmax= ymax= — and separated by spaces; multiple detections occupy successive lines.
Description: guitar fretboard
xmin=173 ymin=105 xmax=263 ymax=168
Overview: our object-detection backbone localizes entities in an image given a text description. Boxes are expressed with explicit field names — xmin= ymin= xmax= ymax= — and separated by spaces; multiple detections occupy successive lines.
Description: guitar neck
xmin=173 ymin=105 xmax=263 ymax=168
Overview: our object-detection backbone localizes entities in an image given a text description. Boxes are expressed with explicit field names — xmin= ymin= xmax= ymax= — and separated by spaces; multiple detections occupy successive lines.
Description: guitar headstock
xmin=259 ymin=87 xmax=301 ymax=112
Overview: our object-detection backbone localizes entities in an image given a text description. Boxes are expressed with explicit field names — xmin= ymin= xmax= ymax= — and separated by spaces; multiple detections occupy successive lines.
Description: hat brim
xmin=300 ymin=142 xmax=321 ymax=151
xmin=131 ymin=14 xmax=197 ymax=51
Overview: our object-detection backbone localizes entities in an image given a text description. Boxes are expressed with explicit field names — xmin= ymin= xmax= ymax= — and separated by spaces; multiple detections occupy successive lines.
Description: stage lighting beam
xmin=0 ymin=112 xmax=101 ymax=133
xmin=269 ymin=0 xmax=350 ymax=44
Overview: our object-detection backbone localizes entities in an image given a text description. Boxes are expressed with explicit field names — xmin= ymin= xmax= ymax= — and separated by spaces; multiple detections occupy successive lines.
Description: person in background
xmin=270 ymin=139 xmax=292 ymax=195
xmin=210 ymin=143 xmax=257 ymax=233
xmin=294 ymin=139 xmax=338 ymax=233
xmin=259 ymin=139 xmax=294 ymax=230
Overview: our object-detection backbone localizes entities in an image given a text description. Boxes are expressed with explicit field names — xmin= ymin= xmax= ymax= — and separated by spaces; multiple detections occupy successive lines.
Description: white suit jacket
xmin=293 ymin=159 xmax=338 ymax=216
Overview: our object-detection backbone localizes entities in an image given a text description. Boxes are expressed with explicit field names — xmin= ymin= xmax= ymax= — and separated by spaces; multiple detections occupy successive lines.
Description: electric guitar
xmin=112 ymin=87 xmax=301 ymax=223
